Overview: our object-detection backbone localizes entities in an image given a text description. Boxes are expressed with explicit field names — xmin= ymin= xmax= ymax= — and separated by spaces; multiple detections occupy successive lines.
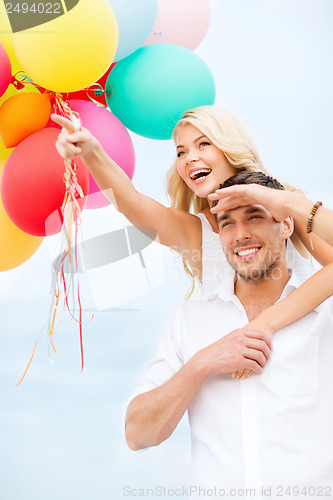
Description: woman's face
xmin=176 ymin=123 xmax=238 ymax=199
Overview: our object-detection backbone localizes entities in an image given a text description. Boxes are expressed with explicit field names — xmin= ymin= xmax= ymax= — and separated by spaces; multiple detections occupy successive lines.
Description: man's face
xmin=217 ymin=204 xmax=286 ymax=281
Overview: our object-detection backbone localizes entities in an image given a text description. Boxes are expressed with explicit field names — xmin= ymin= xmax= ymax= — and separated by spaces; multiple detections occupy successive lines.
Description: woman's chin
xmin=195 ymin=182 xmax=220 ymax=199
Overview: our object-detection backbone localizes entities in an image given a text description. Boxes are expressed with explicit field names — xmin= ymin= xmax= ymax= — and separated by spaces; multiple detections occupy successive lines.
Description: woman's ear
xmin=281 ymin=216 xmax=294 ymax=240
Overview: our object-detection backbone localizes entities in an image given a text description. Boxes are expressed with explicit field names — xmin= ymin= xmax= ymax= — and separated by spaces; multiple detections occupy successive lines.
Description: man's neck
xmin=234 ymin=265 xmax=291 ymax=322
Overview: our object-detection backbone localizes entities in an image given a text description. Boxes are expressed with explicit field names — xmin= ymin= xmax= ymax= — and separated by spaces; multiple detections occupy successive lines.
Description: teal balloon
xmin=105 ymin=44 xmax=216 ymax=140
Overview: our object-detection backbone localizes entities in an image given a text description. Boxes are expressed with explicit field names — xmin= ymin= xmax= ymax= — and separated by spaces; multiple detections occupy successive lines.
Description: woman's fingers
xmin=55 ymin=139 xmax=78 ymax=159
xmin=51 ymin=113 xmax=77 ymax=133
xmin=210 ymin=197 xmax=242 ymax=214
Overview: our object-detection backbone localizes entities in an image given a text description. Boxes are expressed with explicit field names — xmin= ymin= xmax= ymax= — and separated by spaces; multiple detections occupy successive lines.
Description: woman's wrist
xmin=284 ymin=191 xmax=313 ymax=223
xmin=80 ymin=138 xmax=103 ymax=163
xmin=245 ymin=308 xmax=276 ymax=337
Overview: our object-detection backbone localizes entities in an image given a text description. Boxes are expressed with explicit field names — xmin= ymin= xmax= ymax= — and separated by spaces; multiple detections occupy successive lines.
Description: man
xmin=125 ymin=171 xmax=333 ymax=498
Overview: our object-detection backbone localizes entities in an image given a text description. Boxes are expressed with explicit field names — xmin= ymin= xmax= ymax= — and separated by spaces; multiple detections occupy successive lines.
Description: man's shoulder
xmin=168 ymin=295 xmax=222 ymax=328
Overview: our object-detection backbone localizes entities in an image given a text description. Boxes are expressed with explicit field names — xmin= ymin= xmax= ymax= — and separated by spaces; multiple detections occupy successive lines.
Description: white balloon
xmin=108 ymin=0 xmax=158 ymax=61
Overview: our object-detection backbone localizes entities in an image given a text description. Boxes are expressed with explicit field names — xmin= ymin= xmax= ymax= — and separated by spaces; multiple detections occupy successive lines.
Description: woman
xmin=51 ymin=106 xmax=333 ymax=378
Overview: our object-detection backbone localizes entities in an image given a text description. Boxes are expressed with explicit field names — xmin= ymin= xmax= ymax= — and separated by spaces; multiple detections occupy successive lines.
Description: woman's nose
xmin=186 ymin=149 xmax=199 ymax=163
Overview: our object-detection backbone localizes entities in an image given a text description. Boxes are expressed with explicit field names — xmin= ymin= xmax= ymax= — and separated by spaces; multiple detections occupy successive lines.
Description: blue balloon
xmin=107 ymin=0 xmax=158 ymax=62
xmin=105 ymin=44 xmax=216 ymax=140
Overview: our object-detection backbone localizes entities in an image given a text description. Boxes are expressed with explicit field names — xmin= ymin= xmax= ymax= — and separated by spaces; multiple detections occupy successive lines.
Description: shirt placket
xmin=231 ymin=296 xmax=262 ymax=497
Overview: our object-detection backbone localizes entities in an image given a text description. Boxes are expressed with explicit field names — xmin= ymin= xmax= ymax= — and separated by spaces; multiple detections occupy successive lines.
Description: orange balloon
xmin=0 ymin=92 xmax=51 ymax=147
xmin=0 ymin=72 xmax=40 ymax=108
xmin=0 ymin=161 xmax=43 ymax=271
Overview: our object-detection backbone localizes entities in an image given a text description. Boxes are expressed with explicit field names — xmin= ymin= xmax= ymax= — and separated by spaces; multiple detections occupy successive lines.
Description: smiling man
xmin=125 ymin=171 xmax=333 ymax=499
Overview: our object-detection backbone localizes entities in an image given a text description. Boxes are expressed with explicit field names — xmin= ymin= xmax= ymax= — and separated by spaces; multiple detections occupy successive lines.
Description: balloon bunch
xmin=0 ymin=0 xmax=214 ymax=380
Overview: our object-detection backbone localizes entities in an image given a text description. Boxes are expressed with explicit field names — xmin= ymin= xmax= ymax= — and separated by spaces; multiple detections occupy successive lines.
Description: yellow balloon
xmin=13 ymin=0 xmax=118 ymax=92
xmin=0 ymin=140 xmax=13 ymax=162
xmin=0 ymin=161 xmax=43 ymax=271
xmin=0 ymin=2 xmax=21 ymax=74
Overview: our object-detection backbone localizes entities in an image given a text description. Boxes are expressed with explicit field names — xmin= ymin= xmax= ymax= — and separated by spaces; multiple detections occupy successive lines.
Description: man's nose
xmin=235 ymin=223 xmax=252 ymax=242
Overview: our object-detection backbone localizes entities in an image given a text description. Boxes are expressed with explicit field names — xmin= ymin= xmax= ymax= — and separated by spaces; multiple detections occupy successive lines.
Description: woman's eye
xmin=177 ymin=151 xmax=186 ymax=158
xmin=199 ymin=141 xmax=210 ymax=148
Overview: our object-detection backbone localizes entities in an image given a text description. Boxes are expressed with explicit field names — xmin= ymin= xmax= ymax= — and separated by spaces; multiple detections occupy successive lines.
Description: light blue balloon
xmin=107 ymin=0 xmax=158 ymax=62
xmin=105 ymin=44 xmax=216 ymax=140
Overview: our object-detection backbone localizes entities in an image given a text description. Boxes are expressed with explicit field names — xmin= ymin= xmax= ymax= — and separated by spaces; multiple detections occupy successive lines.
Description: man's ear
xmin=281 ymin=216 xmax=294 ymax=240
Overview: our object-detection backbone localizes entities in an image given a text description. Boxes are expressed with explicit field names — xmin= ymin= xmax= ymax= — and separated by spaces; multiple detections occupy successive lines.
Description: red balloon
xmin=1 ymin=128 xmax=89 ymax=236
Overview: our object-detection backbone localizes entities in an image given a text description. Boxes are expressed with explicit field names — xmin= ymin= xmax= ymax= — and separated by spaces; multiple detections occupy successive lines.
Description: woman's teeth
xmin=189 ymin=168 xmax=212 ymax=180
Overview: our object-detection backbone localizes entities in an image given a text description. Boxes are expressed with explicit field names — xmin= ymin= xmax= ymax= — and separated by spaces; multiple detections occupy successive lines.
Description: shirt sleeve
xmin=128 ymin=306 xmax=184 ymax=403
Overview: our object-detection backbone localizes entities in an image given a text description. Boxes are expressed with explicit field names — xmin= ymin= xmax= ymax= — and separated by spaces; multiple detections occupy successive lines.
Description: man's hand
xmin=194 ymin=328 xmax=272 ymax=378
xmin=208 ymin=184 xmax=298 ymax=223
xmin=231 ymin=321 xmax=274 ymax=380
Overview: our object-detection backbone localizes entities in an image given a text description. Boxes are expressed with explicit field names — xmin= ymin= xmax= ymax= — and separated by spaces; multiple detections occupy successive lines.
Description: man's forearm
xmin=125 ymin=328 xmax=271 ymax=451
xmin=125 ymin=355 xmax=208 ymax=451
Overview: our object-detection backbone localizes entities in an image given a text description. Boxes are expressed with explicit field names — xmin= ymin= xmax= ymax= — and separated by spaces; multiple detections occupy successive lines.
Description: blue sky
xmin=1 ymin=1 xmax=333 ymax=499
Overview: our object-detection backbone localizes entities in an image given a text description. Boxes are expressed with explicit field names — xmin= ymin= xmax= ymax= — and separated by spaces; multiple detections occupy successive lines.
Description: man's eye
xmin=249 ymin=215 xmax=263 ymax=221
xmin=221 ymin=221 xmax=233 ymax=228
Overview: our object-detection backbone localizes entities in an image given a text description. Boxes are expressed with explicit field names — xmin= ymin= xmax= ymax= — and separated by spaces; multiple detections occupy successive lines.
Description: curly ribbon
xmin=15 ymin=94 xmax=87 ymax=385
xmin=48 ymin=93 xmax=86 ymax=371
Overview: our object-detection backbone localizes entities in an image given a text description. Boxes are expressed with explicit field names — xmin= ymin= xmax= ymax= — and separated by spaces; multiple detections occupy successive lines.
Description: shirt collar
xmin=208 ymin=268 xmax=322 ymax=314
xmin=208 ymin=272 xmax=236 ymax=302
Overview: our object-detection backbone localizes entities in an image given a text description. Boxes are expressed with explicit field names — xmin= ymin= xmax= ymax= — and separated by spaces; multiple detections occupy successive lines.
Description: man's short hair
xmin=212 ymin=171 xmax=285 ymax=225
xmin=221 ymin=170 xmax=285 ymax=190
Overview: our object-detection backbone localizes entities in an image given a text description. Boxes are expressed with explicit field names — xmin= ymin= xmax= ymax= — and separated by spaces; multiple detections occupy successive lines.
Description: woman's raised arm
xmin=209 ymin=184 xmax=333 ymax=264
xmin=51 ymin=114 xmax=202 ymax=271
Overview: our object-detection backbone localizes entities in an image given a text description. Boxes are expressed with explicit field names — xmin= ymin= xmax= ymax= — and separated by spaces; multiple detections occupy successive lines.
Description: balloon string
xmin=13 ymin=322 xmax=46 ymax=387
xmin=16 ymin=96 xmax=86 ymax=385
xmin=50 ymin=94 xmax=86 ymax=370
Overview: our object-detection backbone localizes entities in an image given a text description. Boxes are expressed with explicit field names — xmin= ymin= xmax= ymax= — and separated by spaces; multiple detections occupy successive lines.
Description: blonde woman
xmin=52 ymin=106 xmax=333 ymax=378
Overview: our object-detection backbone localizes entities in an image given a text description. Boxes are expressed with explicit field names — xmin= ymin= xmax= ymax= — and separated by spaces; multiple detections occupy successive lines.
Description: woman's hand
xmin=51 ymin=114 xmax=100 ymax=161
xmin=209 ymin=184 xmax=297 ymax=223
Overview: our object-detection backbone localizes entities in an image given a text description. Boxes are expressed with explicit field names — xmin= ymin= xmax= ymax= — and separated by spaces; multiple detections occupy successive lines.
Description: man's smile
xmin=234 ymin=245 xmax=262 ymax=261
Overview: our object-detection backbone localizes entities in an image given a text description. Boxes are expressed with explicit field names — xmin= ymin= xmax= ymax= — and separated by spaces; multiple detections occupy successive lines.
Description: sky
xmin=0 ymin=1 xmax=333 ymax=499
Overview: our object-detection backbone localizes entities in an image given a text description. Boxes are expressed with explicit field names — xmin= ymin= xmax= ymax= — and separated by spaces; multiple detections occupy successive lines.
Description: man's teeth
xmin=189 ymin=169 xmax=212 ymax=180
xmin=237 ymin=248 xmax=259 ymax=256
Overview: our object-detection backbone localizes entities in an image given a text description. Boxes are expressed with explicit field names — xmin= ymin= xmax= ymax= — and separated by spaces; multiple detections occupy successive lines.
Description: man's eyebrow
xmin=244 ymin=206 xmax=266 ymax=215
xmin=217 ymin=213 xmax=231 ymax=224
xmin=217 ymin=205 xmax=266 ymax=225
xmin=176 ymin=135 xmax=207 ymax=150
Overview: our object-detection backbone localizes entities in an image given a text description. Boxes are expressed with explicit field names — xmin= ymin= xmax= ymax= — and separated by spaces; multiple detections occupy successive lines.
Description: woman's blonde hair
xmin=166 ymin=105 xmax=298 ymax=295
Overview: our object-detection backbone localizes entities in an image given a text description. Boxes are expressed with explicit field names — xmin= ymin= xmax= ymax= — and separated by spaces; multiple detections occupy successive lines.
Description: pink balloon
xmin=0 ymin=43 xmax=12 ymax=98
xmin=68 ymin=100 xmax=135 ymax=209
xmin=144 ymin=0 xmax=211 ymax=51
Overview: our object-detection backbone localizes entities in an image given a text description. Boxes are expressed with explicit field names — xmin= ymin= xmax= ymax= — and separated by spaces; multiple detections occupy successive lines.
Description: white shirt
xmin=131 ymin=272 xmax=333 ymax=498
xmin=196 ymin=212 xmax=314 ymax=296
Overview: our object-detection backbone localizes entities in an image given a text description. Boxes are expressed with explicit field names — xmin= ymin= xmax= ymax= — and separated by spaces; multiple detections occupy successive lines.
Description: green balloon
xmin=105 ymin=44 xmax=216 ymax=140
